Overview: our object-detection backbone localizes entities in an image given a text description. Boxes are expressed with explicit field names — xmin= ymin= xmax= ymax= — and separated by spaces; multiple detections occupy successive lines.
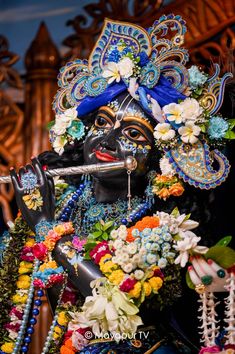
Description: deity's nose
xmin=100 ymin=131 xmax=117 ymax=152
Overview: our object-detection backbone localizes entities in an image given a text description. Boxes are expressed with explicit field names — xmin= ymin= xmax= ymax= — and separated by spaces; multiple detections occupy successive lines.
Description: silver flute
xmin=0 ymin=156 xmax=137 ymax=184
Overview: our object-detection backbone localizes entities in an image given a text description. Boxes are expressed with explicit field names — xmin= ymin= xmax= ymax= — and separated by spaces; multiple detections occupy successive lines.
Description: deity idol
xmin=1 ymin=15 xmax=235 ymax=354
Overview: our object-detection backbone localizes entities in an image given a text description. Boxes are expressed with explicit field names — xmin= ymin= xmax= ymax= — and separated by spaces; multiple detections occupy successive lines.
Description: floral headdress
xmin=51 ymin=15 xmax=234 ymax=190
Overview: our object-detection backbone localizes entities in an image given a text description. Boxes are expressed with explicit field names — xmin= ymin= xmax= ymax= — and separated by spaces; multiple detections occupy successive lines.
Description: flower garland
xmin=0 ymin=217 xmax=35 ymax=354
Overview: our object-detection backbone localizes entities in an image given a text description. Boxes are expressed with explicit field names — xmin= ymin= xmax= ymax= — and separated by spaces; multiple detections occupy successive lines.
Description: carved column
xmin=24 ymin=22 xmax=60 ymax=162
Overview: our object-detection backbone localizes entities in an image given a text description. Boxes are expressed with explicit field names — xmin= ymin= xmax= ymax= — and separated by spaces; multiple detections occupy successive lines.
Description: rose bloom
xmin=169 ymin=183 xmax=184 ymax=197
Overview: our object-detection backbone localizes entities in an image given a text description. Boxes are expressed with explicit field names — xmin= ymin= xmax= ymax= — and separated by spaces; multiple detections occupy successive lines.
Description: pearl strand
xmin=12 ymin=259 xmax=40 ymax=354
xmin=41 ymin=276 xmax=68 ymax=354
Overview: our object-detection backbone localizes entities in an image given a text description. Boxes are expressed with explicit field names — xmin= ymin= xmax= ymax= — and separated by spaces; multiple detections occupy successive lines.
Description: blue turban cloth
xmin=77 ymin=76 xmax=186 ymax=119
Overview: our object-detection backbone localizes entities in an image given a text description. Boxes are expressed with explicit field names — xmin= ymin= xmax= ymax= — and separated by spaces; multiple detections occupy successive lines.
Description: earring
xmin=127 ymin=170 xmax=132 ymax=210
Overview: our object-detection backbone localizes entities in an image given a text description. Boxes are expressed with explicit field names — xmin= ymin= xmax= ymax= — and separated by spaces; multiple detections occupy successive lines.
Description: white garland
xmin=224 ymin=272 xmax=235 ymax=345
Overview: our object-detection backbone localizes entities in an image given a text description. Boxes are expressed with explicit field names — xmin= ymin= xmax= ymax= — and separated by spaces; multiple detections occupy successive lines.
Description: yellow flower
xmin=22 ymin=189 xmax=43 ymax=211
xmin=57 ymin=311 xmax=68 ymax=326
xmin=108 ymin=270 xmax=125 ymax=285
xmin=16 ymin=275 xmax=31 ymax=289
xmin=100 ymin=261 xmax=117 ymax=274
xmin=25 ymin=238 xmax=35 ymax=247
xmin=148 ymin=277 xmax=163 ymax=293
xmin=12 ymin=294 xmax=28 ymax=304
xmin=18 ymin=261 xmax=33 ymax=274
xmin=1 ymin=342 xmax=14 ymax=353
xmin=129 ymin=282 xmax=142 ymax=299
xmin=39 ymin=261 xmax=58 ymax=271
xmin=143 ymin=282 xmax=152 ymax=297
xmin=53 ymin=325 xmax=62 ymax=340
xmin=99 ymin=254 xmax=112 ymax=266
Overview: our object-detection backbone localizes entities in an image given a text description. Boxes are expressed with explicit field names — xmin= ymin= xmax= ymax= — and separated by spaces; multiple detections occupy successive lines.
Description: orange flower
xmin=126 ymin=216 xmax=160 ymax=242
xmin=60 ymin=346 xmax=75 ymax=354
xmin=169 ymin=182 xmax=184 ymax=197
xmin=64 ymin=338 xmax=75 ymax=351
xmin=155 ymin=174 xmax=173 ymax=183
xmin=157 ymin=188 xmax=170 ymax=200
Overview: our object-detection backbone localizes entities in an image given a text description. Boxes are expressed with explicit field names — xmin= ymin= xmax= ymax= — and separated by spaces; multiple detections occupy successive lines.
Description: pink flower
xmin=4 ymin=323 xmax=20 ymax=331
xmin=33 ymin=243 xmax=48 ymax=260
xmin=10 ymin=307 xmax=23 ymax=320
xmin=61 ymin=289 xmax=77 ymax=305
xmin=33 ymin=279 xmax=45 ymax=288
xmin=72 ymin=236 xmax=86 ymax=251
xmin=154 ymin=268 xmax=164 ymax=279
xmin=199 ymin=345 xmax=235 ymax=353
xmin=63 ymin=330 xmax=73 ymax=343
xmin=20 ymin=246 xmax=35 ymax=262
xmin=120 ymin=278 xmax=137 ymax=292
xmin=47 ymin=274 xmax=64 ymax=286
xmin=90 ymin=241 xmax=111 ymax=264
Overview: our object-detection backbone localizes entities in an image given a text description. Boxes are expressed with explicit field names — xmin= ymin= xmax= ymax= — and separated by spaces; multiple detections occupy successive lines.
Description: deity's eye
xmin=95 ymin=114 xmax=113 ymax=129
xmin=123 ymin=126 xmax=148 ymax=142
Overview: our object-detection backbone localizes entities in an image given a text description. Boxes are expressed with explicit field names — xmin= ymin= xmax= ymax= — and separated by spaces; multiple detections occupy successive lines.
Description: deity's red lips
xmin=94 ymin=150 xmax=119 ymax=162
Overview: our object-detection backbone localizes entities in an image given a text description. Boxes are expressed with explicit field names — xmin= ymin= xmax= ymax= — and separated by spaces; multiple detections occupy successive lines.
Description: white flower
xmin=158 ymin=258 xmax=167 ymax=268
xmin=134 ymin=270 xmax=145 ymax=280
xmin=146 ymin=253 xmax=157 ymax=264
xmin=159 ymin=156 xmax=175 ymax=176
xmin=118 ymin=57 xmax=134 ymax=78
xmin=154 ymin=123 xmax=176 ymax=141
xmin=126 ymin=243 xmax=138 ymax=255
xmin=174 ymin=231 xmax=208 ymax=267
xmin=120 ymin=252 xmax=130 ymax=263
xmin=110 ymin=230 xmax=118 ymax=239
xmin=122 ymin=263 xmax=134 ymax=273
xmin=119 ymin=225 xmax=127 ymax=232
xmin=163 ymin=102 xmax=183 ymax=124
xmin=73 ymin=279 xmax=142 ymax=337
xmin=102 ymin=62 xmax=121 ymax=84
xmin=118 ymin=230 xmax=127 ymax=240
xmin=53 ymin=107 xmax=78 ymax=135
xmin=113 ymin=239 xmax=124 ymax=250
xmin=180 ymin=98 xmax=203 ymax=122
xmin=178 ymin=122 xmax=201 ymax=144
xmin=52 ymin=135 xmax=68 ymax=155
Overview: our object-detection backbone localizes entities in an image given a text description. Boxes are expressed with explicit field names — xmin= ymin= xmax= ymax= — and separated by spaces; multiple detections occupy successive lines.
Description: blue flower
xmin=108 ymin=49 xmax=121 ymax=63
xmin=188 ymin=65 xmax=207 ymax=90
xmin=67 ymin=120 xmax=85 ymax=140
xmin=208 ymin=116 xmax=229 ymax=139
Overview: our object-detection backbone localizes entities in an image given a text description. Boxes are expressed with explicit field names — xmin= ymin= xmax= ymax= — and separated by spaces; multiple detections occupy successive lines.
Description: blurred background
xmin=0 ymin=0 xmax=235 ymax=352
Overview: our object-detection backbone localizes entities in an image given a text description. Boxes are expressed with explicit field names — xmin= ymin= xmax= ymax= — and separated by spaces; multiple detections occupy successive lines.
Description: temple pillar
xmin=24 ymin=22 xmax=60 ymax=162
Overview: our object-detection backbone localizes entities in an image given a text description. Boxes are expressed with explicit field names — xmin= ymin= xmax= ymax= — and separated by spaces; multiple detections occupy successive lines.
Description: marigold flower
xmin=60 ymin=345 xmax=75 ymax=354
xmin=1 ymin=342 xmax=14 ymax=353
xmin=25 ymin=238 xmax=35 ymax=247
xmin=169 ymin=182 xmax=184 ymax=197
xmin=16 ymin=279 xmax=30 ymax=289
xmin=39 ymin=260 xmax=58 ymax=271
xmin=12 ymin=294 xmax=28 ymax=304
xmin=53 ymin=325 xmax=62 ymax=340
xmin=143 ymin=282 xmax=152 ymax=297
xmin=108 ymin=269 xmax=125 ymax=285
xmin=57 ymin=311 xmax=69 ymax=326
xmin=129 ymin=281 xmax=142 ymax=298
xmin=100 ymin=260 xmax=117 ymax=274
xmin=18 ymin=261 xmax=33 ymax=274
xmin=99 ymin=254 xmax=112 ymax=266
xmin=155 ymin=174 xmax=173 ymax=183
xmin=148 ymin=276 xmax=163 ymax=293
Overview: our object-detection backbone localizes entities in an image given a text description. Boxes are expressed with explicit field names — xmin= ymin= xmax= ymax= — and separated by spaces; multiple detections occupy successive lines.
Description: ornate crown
xmin=50 ymin=15 xmax=233 ymax=191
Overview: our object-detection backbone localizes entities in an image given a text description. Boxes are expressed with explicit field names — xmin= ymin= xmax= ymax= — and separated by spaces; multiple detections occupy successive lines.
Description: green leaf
xmin=205 ymin=246 xmax=235 ymax=268
xmin=103 ymin=221 xmax=113 ymax=231
xmin=47 ymin=120 xmax=55 ymax=130
xmin=92 ymin=231 xmax=102 ymax=238
xmin=224 ymin=130 xmax=235 ymax=139
xmin=228 ymin=119 xmax=235 ymax=129
xmin=186 ymin=271 xmax=195 ymax=290
xmin=84 ymin=241 xmax=97 ymax=251
xmin=199 ymin=124 xmax=207 ymax=133
xmin=94 ymin=222 xmax=102 ymax=231
xmin=216 ymin=236 xmax=232 ymax=247
xmin=171 ymin=207 xmax=180 ymax=217
xmin=102 ymin=232 xmax=108 ymax=240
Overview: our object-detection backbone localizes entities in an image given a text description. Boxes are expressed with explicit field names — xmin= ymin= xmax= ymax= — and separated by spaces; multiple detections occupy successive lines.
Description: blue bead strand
xmin=20 ymin=289 xmax=45 ymax=353
xmin=12 ymin=259 xmax=40 ymax=354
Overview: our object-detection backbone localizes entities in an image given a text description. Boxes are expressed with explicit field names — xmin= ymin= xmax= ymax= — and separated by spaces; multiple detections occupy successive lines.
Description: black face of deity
xmin=83 ymin=92 xmax=155 ymax=186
